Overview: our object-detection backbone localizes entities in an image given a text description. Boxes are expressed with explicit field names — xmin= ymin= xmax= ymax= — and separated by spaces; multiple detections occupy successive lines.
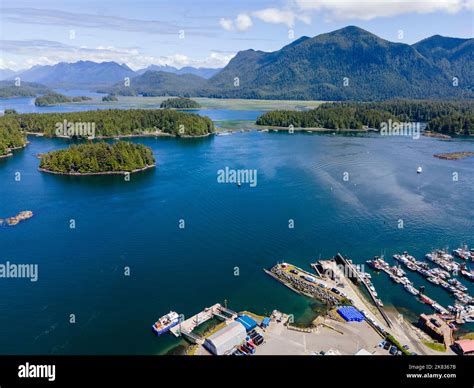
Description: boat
xmin=453 ymin=247 xmax=472 ymax=261
xmin=366 ymin=259 xmax=381 ymax=270
xmin=404 ymin=284 xmax=419 ymax=295
xmin=427 ymin=277 xmax=440 ymax=285
xmin=419 ymin=294 xmax=434 ymax=305
xmin=152 ymin=311 xmax=180 ymax=335
xmin=461 ymin=269 xmax=474 ymax=282
xmin=417 ymin=166 xmax=423 ymax=174
xmin=406 ymin=262 xmax=417 ymax=271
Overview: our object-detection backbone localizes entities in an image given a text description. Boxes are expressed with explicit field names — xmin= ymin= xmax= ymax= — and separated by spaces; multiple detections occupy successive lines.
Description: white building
xmin=204 ymin=321 xmax=247 ymax=355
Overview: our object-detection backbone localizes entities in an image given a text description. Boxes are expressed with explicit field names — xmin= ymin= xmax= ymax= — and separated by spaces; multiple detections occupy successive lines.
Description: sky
xmin=0 ymin=0 xmax=473 ymax=71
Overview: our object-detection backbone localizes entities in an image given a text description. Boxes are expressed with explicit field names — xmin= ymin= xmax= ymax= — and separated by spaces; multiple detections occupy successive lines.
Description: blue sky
xmin=1 ymin=0 xmax=473 ymax=70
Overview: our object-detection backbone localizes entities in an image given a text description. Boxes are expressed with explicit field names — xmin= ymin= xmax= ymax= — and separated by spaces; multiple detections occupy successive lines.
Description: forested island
xmin=160 ymin=97 xmax=200 ymax=109
xmin=0 ymin=113 xmax=27 ymax=157
xmin=0 ymin=109 xmax=214 ymax=138
xmin=39 ymin=141 xmax=155 ymax=175
xmin=102 ymin=95 xmax=119 ymax=102
xmin=256 ymin=100 xmax=474 ymax=135
xmin=35 ymin=93 xmax=92 ymax=106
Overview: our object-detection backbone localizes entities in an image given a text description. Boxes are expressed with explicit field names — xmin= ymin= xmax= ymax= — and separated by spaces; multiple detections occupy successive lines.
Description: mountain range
xmin=0 ymin=61 xmax=222 ymax=89
xmin=1 ymin=26 xmax=472 ymax=100
xmin=135 ymin=65 xmax=220 ymax=79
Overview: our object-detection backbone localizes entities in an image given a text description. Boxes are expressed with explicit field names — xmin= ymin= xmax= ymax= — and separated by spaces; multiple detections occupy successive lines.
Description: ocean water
xmin=0 ymin=99 xmax=473 ymax=354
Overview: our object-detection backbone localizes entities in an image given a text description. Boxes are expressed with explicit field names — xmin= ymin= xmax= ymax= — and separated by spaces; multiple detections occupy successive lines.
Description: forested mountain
xmin=2 ymin=27 xmax=472 ymax=100
xmin=413 ymin=35 xmax=473 ymax=93
xmin=205 ymin=26 xmax=472 ymax=100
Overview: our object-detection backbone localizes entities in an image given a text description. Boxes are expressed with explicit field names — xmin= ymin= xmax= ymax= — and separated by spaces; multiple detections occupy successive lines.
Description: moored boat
xmin=152 ymin=311 xmax=180 ymax=335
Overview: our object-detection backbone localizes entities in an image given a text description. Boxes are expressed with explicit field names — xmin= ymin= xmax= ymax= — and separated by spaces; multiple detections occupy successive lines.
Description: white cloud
xmin=0 ymin=40 xmax=234 ymax=71
xmin=295 ymin=0 xmax=473 ymax=20
xmin=219 ymin=13 xmax=253 ymax=32
xmin=219 ymin=18 xmax=234 ymax=31
xmin=235 ymin=13 xmax=253 ymax=31
xmin=253 ymin=8 xmax=311 ymax=27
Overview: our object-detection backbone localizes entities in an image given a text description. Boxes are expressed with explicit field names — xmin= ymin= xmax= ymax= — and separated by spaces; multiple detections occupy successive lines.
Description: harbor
xmin=152 ymin=248 xmax=473 ymax=356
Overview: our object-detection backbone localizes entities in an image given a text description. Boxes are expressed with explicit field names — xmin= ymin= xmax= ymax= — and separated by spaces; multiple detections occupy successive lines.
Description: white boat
xmin=404 ymin=284 xmax=419 ymax=295
xmin=417 ymin=166 xmax=423 ymax=174
xmin=152 ymin=311 xmax=180 ymax=335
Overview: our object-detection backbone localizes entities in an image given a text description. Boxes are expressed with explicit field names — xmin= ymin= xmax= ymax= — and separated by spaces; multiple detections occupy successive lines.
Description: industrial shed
xmin=236 ymin=315 xmax=258 ymax=331
xmin=204 ymin=321 xmax=247 ymax=355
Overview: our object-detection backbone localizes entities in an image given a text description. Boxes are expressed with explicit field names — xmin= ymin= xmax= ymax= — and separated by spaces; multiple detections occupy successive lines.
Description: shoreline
xmin=254 ymin=124 xmax=374 ymax=133
xmin=26 ymin=131 xmax=213 ymax=139
xmin=0 ymin=142 xmax=29 ymax=159
xmin=434 ymin=152 xmax=474 ymax=160
xmin=38 ymin=164 xmax=156 ymax=176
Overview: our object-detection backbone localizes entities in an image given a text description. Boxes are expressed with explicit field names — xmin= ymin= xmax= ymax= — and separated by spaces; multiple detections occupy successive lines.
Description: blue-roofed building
xmin=261 ymin=317 xmax=271 ymax=328
xmin=337 ymin=306 xmax=365 ymax=322
xmin=236 ymin=315 xmax=257 ymax=331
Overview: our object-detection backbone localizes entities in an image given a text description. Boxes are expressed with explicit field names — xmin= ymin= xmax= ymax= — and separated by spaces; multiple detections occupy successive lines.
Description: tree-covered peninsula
xmin=0 ymin=109 xmax=215 ymax=138
xmin=35 ymin=93 xmax=92 ymax=106
xmin=39 ymin=141 xmax=155 ymax=175
xmin=0 ymin=80 xmax=52 ymax=98
xmin=160 ymin=97 xmax=200 ymax=109
xmin=256 ymin=100 xmax=474 ymax=135
xmin=0 ymin=116 xmax=27 ymax=157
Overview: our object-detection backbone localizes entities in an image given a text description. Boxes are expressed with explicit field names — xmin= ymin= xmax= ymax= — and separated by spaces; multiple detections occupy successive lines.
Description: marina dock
xmin=322 ymin=254 xmax=393 ymax=328
xmin=169 ymin=303 xmax=237 ymax=340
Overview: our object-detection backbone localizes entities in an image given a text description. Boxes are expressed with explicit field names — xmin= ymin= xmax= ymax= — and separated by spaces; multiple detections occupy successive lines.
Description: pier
xmin=334 ymin=253 xmax=393 ymax=328
xmin=169 ymin=303 xmax=237 ymax=339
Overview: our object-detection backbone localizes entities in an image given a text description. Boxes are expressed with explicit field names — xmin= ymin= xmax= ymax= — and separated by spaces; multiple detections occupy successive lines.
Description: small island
xmin=0 ymin=210 xmax=34 ymax=226
xmin=160 ymin=97 xmax=200 ymax=109
xmin=35 ymin=93 xmax=92 ymax=106
xmin=102 ymin=94 xmax=119 ymax=102
xmin=39 ymin=141 xmax=156 ymax=175
xmin=434 ymin=152 xmax=474 ymax=160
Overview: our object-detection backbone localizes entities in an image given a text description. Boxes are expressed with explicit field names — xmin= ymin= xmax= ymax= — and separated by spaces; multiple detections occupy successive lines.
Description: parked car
xmin=389 ymin=346 xmax=398 ymax=355
xmin=383 ymin=342 xmax=391 ymax=350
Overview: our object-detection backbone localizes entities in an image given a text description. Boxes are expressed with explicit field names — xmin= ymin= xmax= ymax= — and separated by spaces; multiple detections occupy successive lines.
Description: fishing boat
xmin=152 ymin=311 xmax=180 ymax=335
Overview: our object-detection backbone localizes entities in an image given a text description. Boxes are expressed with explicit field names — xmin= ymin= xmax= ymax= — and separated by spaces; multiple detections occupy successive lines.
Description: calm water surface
xmin=0 ymin=98 xmax=473 ymax=354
